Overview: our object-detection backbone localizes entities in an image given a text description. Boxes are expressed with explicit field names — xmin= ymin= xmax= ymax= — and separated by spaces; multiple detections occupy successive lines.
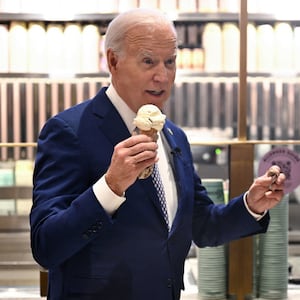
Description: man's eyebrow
xmin=137 ymin=50 xmax=177 ymax=60
xmin=138 ymin=50 xmax=155 ymax=58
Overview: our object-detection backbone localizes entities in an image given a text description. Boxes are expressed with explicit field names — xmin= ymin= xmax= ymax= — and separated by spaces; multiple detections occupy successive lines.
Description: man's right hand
xmin=105 ymin=134 xmax=158 ymax=196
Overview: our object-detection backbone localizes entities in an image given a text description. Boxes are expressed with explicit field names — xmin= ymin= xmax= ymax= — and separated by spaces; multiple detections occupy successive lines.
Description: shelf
xmin=0 ymin=215 xmax=30 ymax=232
xmin=1 ymin=71 xmax=300 ymax=79
xmin=0 ymin=12 xmax=241 ymax=23
xmin=1 ymin=12 xmax=300 ymax=24
xmin=0 ymin=186 xmax=32 ymax=200
xmin=0 ymin=12 xmax=118 ymax=23
xmin=0 ymin=72 xmax=110 ymax=78
xmin=248 ymin=13 xmax=300 ymax=24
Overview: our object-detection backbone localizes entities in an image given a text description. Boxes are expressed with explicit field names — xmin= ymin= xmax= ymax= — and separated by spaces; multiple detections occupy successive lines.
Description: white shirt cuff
xmin=243 ymin=191 xmax=267 ymax=221
xmin=92 ymin=175 xmax=126 ymax=215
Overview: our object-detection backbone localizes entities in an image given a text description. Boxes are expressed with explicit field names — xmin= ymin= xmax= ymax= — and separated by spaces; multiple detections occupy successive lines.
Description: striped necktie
xmin=151 ymin=163 xmax=169 ymax=230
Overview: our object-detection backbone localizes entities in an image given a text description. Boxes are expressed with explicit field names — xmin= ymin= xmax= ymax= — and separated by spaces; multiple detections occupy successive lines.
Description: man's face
xmin=108 ymin=24 xmax=177 ymax=113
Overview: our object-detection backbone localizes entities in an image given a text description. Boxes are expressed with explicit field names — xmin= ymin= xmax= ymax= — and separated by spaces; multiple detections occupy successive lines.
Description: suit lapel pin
xmin=167 ymin=127 xmax=173 ymax=135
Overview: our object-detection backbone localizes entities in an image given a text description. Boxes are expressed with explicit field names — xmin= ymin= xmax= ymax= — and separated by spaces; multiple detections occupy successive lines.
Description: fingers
xmin=121 ymin=133 xmax=153 ymax=148
xmin=106 ymin=136 xmax=159 ymax=194
xmin=267 ymin=165 xmax=280 ymax=186
xmin=111 ymin=135 xmax=158 ymax=177
xmin=246 ymin=165 xmax=286 ymax=214
xmin=264 ymin=186 xmax=284 ymax=198
xmin=117 ymin=135 xmax=158 ymax=163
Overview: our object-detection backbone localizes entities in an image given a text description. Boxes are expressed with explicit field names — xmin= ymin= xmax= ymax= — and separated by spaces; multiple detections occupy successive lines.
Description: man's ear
xmin=106 ymin=49 xmax=118 ymax=73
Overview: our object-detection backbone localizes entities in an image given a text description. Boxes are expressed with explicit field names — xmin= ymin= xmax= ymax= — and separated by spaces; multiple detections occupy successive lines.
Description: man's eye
xmin=144 ymin=58 xmax=153 ymax=65
xmin=166 ymin=58 xmax=176 ymax=66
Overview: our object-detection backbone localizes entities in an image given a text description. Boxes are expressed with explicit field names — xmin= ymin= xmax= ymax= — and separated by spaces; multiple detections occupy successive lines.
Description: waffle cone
xmin=134 ymin=128 xmax=158 ymax=179
xmin=138 ymin=165 xmax=154 ymax=179
xmin=139 ymin=128 xmax=158 ymax=142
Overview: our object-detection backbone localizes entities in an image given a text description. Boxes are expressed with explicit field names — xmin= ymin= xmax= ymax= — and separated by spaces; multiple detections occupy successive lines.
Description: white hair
xmin=104 ymin=8 xmax=177 ymax=56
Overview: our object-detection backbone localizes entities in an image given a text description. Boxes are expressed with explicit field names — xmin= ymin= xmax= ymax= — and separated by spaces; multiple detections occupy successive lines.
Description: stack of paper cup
xmin=197 ymin=179 xmax=227 ymax=300
xmin=258 ymin=195 xmax=289 ymax=299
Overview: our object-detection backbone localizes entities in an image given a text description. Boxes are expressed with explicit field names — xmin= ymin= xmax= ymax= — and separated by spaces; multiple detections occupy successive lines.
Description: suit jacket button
xmin=167 ymin=278 xmax=172 ymax=288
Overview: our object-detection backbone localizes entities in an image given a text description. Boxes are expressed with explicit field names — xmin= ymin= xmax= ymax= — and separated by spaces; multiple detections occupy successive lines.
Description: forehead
xmin=125 ymin=24 xmax=177 ymax=55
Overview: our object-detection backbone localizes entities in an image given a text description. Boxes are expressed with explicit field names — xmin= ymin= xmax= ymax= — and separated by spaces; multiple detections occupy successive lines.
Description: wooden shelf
xmin=0 ymin=215 xmax=30 ymax=232
xmin=0 ymin=186 xmax=32 ymax=200
xmin=0 ymin=12 xmax=299 ymax=24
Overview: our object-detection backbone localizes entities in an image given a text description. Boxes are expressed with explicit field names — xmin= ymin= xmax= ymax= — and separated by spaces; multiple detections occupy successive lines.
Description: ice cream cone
xmin=133 ymin=104 xmax=166 ymax=179
xmin=135 ymin=128 xmax=158 ymax=179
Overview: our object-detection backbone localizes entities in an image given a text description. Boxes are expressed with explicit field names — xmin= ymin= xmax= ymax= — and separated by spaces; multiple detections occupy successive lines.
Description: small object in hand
xmin=267 ymin=165 xmax=280 ymax=191
xmin=133 ymin=104 xmax=166 ymax=179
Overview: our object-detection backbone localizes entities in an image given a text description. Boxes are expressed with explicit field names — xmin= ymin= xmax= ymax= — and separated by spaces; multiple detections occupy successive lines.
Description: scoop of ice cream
xmin=133 ymin=104 xmax=166 ymax=131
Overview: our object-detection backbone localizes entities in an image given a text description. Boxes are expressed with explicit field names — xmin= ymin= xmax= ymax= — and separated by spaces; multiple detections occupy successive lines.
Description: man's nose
xmin=153 ymin=64 xmax=168 ymax=82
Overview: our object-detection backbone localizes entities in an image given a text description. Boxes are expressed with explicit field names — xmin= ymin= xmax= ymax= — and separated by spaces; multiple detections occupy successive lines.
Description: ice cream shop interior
xmin=0 ymin=0 xmax=300 ymax=299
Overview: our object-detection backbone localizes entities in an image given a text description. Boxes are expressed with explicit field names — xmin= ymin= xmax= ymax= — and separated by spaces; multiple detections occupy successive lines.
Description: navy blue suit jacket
xmin=30 ymin=87 xmax=269 ymax=300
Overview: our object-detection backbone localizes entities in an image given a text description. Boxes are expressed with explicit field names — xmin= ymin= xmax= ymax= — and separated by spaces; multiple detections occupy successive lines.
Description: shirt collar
xmin=105 ymin=84 xmax=136 ymax=133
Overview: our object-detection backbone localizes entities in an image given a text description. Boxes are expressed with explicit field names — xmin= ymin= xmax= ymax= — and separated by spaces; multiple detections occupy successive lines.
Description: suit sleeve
xmin=192 ymin=169 xmax=270 ymax=247
xmin=163 ymin=122 xmax=270 ymax=248
xmin=30 ymin=116 xmax=113 ymax=269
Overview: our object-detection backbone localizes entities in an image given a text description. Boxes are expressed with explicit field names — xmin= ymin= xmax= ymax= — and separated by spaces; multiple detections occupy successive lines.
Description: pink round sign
xmin=258 ymin=147 xmax=300 ymax=194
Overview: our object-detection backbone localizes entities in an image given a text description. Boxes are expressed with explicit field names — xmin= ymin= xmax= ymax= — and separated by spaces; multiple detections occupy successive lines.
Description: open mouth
xmin=147 ymin=90 xmax=164 ymax=96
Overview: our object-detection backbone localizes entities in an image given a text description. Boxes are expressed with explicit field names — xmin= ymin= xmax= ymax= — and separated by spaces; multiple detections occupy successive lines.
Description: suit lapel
xmin=162 ymin=124 xmax=183 ymax=196
xmin=91 ymin=88 xmax=131 ymax=145
xmin=162 ymin=123 xmax=188 ymax=232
